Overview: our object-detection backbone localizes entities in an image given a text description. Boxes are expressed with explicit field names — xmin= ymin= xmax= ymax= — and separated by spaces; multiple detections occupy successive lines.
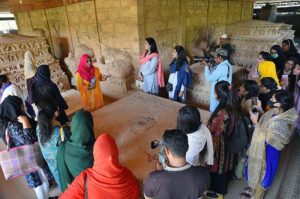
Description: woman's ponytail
xmin=37 ymin=98 xmax=58 ymax=145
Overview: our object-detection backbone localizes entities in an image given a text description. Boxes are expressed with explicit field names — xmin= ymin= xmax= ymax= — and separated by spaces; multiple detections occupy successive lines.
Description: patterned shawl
xmin=247 ymin=108 xmax=297 ymax=189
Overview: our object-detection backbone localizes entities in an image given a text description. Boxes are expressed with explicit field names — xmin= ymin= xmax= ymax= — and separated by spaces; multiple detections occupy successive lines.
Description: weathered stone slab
xmin=92 ymin=91 xmax=211 ymax=180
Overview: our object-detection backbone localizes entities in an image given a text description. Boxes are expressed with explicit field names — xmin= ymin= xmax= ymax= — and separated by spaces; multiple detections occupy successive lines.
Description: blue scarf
xmin=169 ymin=61 xmax=192 ymax=101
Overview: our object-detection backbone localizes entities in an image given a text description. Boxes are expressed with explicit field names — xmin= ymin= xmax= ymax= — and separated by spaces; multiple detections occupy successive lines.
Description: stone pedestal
xmin=101 ymin=75 xmax=135 ymax=99
xmin=92 ymin=91 xmax=211 ymax=182
xmin=188 ymin=63 xmax=242 ymax=108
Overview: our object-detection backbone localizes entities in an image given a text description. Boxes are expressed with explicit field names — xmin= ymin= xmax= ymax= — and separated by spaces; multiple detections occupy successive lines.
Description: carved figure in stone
xmin=100 ymin=48 xmax=133 ymax=79
xmin=24 ymin=50 xmax=37 ymax=80
xmin=64 ymin=44 xmax=96 ymax=77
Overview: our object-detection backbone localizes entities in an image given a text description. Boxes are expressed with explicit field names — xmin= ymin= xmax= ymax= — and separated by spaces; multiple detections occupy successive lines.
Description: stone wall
xmin=15 ymin=0 xmax=254 ymax=73
xmin=15 ymin=0 xmax=140 ymax=68
xmin=141 ymin=0 xmax=254 ymax=69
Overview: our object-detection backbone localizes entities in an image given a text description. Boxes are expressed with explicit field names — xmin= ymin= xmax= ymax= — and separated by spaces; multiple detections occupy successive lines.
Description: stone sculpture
xmin=99 ymin=48 xmax=134 ymax=98
xmin=0 ymin=34 xmax=70 ymax=95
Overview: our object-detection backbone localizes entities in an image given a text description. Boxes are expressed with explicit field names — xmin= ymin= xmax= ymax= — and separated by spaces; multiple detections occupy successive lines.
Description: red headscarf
xmin=77 ymin=54 xmax=95 ymax=82
xmin=60 ymin=134 xmax=139 ymax=199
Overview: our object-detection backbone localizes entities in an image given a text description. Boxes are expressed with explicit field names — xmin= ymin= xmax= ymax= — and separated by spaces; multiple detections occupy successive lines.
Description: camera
xmin=151 ymin=140 xmax=168 ymax=168
xmin=193 ymin=56 xmax=215 ymax=65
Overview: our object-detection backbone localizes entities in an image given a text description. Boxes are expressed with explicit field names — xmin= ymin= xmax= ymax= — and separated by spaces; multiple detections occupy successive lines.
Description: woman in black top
xmin=270 ymin=45 xmax=286 ymax=77
xmin=32 ymin=65 xmax=68 ymax=125
xmin=0 ymin=96 xmax=55 ymax=198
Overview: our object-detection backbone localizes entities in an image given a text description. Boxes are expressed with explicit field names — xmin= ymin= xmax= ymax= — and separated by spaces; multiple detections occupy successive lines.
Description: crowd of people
xmin=0 ymin=34 xmax=299 ymax=199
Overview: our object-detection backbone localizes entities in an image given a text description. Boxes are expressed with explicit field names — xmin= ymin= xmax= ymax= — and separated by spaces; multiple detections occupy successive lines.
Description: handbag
xmin=166 ymin=82 xmax=173 ymax=92
xmin=0 ymin=127 xmax=44 ymax=180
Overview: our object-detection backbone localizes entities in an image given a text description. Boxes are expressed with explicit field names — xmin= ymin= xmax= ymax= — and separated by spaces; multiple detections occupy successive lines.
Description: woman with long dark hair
xmin=32 ymin=64 xmax=68 ymax=124
xmin=139 ymin=37 xmax=165 ymax=95
xmin=239 ymin=80 xmax=260 ymax=114
xmin=282 ymin=39 xmax=300 ymax=63
xmin=206 ymin=81 xmax=245 ymax=198
xmin=0 ymin=96 xmax=50 ymax=198
xmin=36 ymin=98 xmax=70 ymax=190
xmin=258 ymin=77 xmax=278 ymax=111
xmin=167 ymin=45 xmax=192 ymax=102
xmin=177 ymin=105 xmax=213 ymax=166
xmin=246 ymin=90 xmax=297 ymax=198
xmin=270 ymin=45 xmax=286 ymax=77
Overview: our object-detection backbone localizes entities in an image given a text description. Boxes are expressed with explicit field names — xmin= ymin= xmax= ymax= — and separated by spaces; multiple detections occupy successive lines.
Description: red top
xmin=60 ymin=134 xmax=139 ymax=199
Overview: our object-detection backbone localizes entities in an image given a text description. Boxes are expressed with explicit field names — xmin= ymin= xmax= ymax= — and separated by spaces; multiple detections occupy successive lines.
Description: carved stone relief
xmin=0 ymin=34 xmax=70 ymax=95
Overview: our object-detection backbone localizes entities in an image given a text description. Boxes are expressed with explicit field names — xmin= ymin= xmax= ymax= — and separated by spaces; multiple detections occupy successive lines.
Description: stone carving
xmin=223 ymin=20 xmax=293 ymax=67
xmin=99 ymin=48 xmax=134 ymax=98
xmin=99 ymin=48 xmax=133 ymax=79
xmin=187 ymin=62 xmax=241 ymax=107
xmin=64 ymin=44 xmax=96 ymax=77
xmin=0 ymin=34 xmax=70 ymax=95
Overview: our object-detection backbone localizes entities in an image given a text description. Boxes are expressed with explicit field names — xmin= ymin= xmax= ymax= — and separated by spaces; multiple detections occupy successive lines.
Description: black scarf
xmin=0 ymin=96 xmax=23 ymax=143
xmin=34 ymin=64 xmax=52 ymax=86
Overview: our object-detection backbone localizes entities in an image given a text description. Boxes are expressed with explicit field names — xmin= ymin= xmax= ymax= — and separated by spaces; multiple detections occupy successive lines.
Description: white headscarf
xmin=24 ymin=50 xmax=37 ymax=80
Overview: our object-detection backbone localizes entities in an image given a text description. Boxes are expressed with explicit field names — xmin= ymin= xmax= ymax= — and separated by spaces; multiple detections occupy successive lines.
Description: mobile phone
xmin=251 ymin=97 xmax=258 ymax=113
xmin=251 ymin=97 xmax=257 ymax=106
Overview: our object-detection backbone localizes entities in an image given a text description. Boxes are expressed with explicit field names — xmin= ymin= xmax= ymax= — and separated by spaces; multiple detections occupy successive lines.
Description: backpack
xmin=225 ymin=114 xmax=251 ymax=154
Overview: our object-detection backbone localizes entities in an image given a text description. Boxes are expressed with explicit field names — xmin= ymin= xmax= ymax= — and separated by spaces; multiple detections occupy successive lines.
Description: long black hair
xmin=282 ymin=39 xmax=299 ymax=54
xmin=37 ymin=98 xmax=58 ymax=145
xmin=208 ymin=81 xmax=241 ymax=124
xmin=171 ymin=45 xmax=188 ymax=71
xmin=259 ymin=77 xmax=278 ymax=109
xmin=177 ymin=105 xmax=202 ymax=134
xmin=0 ymin=75 xmax=8 ymax=89
xmin=145 ymin=37 xmax=158 ymax=54
xmin=243 ymin=80 xmax=260 ymax=100
xmin=274 ymin=90 xmax=294 ymax=112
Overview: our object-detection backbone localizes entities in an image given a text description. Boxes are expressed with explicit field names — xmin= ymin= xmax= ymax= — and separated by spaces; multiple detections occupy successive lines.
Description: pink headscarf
xmin=140 ymin=50 xmax=165 ymax=88
xmin=76 ymin=54 xmax=95 ymax=82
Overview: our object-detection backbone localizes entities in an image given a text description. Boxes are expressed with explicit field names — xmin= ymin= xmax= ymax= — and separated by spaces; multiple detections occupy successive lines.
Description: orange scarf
xmin=60 ymin=134 xmax=139 ymax=199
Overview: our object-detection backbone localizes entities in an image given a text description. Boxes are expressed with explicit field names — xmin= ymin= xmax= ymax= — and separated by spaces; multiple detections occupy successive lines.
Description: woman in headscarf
xmin=33 ymin=64 xmax=68 ymax=125
xmin=139 ymin=37 xmax=165 ymax=95
xmin=24 ymin=50 xmax=37 ymax=114
xmin=246 ymin=90 xmax=297 ymax=199
xmin=270 ymin=45 xmax=286 ymax=77
xmin=0 ymin=75 xmax=25 ymax=104
xmin=168 ymin=46 xmax=192 ymax=103
xmin=257 ymin=51 xmax=280 ymax=86
xmin=57 ymin=110 xmax=95 ymax=191
xmin=282 ymin=39 xmax=300 ymax=63
xmin=76 ymin=54 xmax=109 ymax=112
xmin=0 ymin=96 xmax=50 ymax=199
xmin=24 ymin=50 xmax=37 ymax=81
xmin=60 ymin=134 xmax=139 ymax=199
xmin=36 ymin=98 xmax=71 ymax=190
